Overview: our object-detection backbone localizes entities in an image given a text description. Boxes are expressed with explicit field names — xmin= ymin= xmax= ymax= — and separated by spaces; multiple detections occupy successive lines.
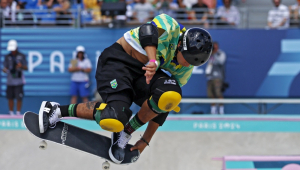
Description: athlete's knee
xmin=94 ymin=101 xmax=132 ymax=132
xmin=148 ymin=78 xmax=182 ymax=113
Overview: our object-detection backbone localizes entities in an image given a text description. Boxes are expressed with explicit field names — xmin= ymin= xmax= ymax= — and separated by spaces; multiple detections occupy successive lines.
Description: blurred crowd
xmin=0 ymin=0 xmax=300 ymax=28
xmin=0 ymin=0 xmax=243 ymax=28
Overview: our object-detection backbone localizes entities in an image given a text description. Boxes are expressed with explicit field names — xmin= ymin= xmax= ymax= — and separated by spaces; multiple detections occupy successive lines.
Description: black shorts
xmin=96 ymin=43 xmax=145 ymax=103
xmin=6 ymin=85 xmax=24 ymax=100
xmin=95 ymin=43 xmax=177 ymax=126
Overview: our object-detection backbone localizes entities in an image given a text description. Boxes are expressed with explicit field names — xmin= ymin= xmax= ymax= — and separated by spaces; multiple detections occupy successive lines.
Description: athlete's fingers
xmin=146 ymin=75 xmax=152 ymax=84
xmin=145 ymin=71 xmax=154 ymax=83
xmin=130 ymin=140 xmax=146 ymax=153
xmin=142 ymin=66 xmax=156 ymax=72
xmin=145 ymin=71 xmax=154 ymax=77
xmin=130 ymin=146 xmax=138 ymax=151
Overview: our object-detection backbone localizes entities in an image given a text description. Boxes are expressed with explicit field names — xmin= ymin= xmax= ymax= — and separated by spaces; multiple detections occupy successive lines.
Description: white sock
xmin=16 ymin=111 xmax=21 ymax=115
xmin=211 ymin=106 xmax=217 ymax=114
xmin=219 ymin=106 xmax=224 ymax=115
xmin=9 ymin=111 xmax=14 ymax=115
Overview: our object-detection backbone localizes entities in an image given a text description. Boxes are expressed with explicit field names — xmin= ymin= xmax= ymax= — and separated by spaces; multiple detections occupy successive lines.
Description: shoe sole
xmin=38 ymin=101 xmax=47 ymax=133
xmin=108 ymin=133 xmax=122 ymax=164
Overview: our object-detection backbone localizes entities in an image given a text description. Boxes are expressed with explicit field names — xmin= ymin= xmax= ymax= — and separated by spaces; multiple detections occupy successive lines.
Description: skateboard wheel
xmin=39 ymin=140 xmax=47 ymax=150
xmin=102 ymin=161 xmax=110 ymax=170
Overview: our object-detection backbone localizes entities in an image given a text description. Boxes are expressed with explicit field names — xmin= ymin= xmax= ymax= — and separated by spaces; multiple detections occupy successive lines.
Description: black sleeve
xmin=151 ymin=112 xmax=169 ymax=126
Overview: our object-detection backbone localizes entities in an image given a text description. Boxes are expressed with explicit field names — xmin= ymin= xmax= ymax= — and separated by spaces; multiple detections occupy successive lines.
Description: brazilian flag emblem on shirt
xmin=169 ymin=43 xmax=175 ymax=50
xmin=110 ymin=79 xmax=118 ymax=89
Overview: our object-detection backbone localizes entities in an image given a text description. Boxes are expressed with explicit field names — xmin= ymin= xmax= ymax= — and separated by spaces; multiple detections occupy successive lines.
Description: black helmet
xmin=179 ymin=27 xmax=212 ymax=66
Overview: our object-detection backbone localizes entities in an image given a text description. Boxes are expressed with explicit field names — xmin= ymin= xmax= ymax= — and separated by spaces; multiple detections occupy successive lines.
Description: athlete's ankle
xmin=59 ymin=104 xmax=78 ymax=117
xmin=124 ymin=113 xmax=145 ymax=135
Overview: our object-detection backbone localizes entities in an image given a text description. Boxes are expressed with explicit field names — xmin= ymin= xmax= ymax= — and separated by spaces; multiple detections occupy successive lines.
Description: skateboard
xmin=23 ymin=111 xmax=140 ymax=169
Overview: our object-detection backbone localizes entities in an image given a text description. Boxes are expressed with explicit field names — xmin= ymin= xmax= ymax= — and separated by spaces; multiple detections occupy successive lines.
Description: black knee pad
xmin=95 ymin=100 xmax=132 ymax=132
xmin=147 ymin=77 xmax=182 ymax=114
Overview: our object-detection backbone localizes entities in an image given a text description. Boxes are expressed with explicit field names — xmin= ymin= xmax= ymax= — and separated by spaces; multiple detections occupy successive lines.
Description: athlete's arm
xmin=140 ymin=25 xmax=166 ymax=84
xmin=82 ymin=68 xmax=91 ymax=73
xmin=130 ymin=120 xmax=159 ymax=153
xmin=2 ymin=67 xmax=7 ymax=73
xmin=68 ymin=67 xmax=81 ymax=72
xmin=2 ymin=57 xmax=8 ymax=73
xmin=143 ymin=46 xmax=157 ymax=84
xmin=139 ymin=23 xmax=160 ymax=84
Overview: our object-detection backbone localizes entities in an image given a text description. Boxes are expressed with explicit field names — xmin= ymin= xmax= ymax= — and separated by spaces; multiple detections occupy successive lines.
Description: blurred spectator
xmin=176 ymin=0 xmax=187 ymax=20
xmin=176 ymin=0 xmax=198 ymax=20
xmin=190 ymin=0 xmax=209 ymax=27
xmin=17 ymin=0 xmax=42 ymax=9
xmin=1 ymin=0 xmax=10 ymax=26
xmin=44 ymin=0 xmax=58 ymax=8
xmin=2 ymin=40 xmax=28 ymax=115
xmin=289 ymin=0 xmax=300 ymax=27
xmin=215 ymin=0 xmax=240 ymax=27
xmin=53 ymin=0 xmax=71 ymax=26
xmin=83 ymin=0 xmax=102 ymax=23
xmin=156 ymin=0 xmax=179 ymax=18
xmin=0 ymin=0 xmax=17 ymax=26
xmin=133 ymin=0 xmax=155 ymax=22
xmin=206 ymin=0 xmax=223 ymax=9
xmin=126 ymin=0 xmax=134 ymax=20
xmin=12 ymin=0 xmax=36 ymax=26
xmin=148 ymin=0 xmax=158 ymax=6
xmin=181 ymin=0 xmax=196 ymax=9
xmin=68 ymin=46 xmax=92 ymax=104
xmin=205 ymin=42 xmax=226 ymax=115
xmin=267 ymin=0 xmax=289 ymax=29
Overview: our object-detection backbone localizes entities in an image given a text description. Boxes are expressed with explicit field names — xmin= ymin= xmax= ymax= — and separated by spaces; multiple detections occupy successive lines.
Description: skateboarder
xmin=38 ymin=14 xmax=212 ymax=164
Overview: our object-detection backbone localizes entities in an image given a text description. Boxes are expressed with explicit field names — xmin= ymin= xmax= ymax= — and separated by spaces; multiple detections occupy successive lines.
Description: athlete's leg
xmin=8 ymin=99 xmax=14 ymax=114
xmin=70 ymin=81 xmax=78 ymax=104
xmin=124 ymin=76 xmax=182 ymax=135
xmin=70 ymin=96 xmax=77 ymax=104
xmin=213 ymin=79 xmax=224 ymax=114
xmin=6 ymin=86 xmax=15 ymax=115
xmin=15 ymin=85 xmax=24 ymax=115
xmin=207 ymin=79 xmax=217 ymax=114
xmin=16 ymin=100 xmax=22 ymax=115
xmin=78 ymin=81 xmax=90 ymax=103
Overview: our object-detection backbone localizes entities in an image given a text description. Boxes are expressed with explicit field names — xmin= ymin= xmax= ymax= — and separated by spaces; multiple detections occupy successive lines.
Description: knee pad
xmin=158 ymin=91 xmax=181 ymax=112
xmin=95 ymin=102 xmax=132 ymax=132
xmin=148 ymin=78 xmax=182 ymax=113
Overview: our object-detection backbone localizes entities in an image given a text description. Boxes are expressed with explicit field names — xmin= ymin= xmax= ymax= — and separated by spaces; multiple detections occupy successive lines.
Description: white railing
xmin=180 ymin=98 xmax=300 ymax=114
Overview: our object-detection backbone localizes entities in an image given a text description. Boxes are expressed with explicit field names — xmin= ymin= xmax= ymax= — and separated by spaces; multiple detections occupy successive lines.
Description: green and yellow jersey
xmin=123 ymin=14 xmax=194 ymax=87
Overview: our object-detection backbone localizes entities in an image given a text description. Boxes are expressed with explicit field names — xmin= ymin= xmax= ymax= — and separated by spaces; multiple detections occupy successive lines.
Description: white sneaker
xmin=109 ymin=130 xmax=132 ymax=164
xmin=9 ymin=111 xmax=14 ymax=116
xmin=39 ymin=101 xmax=61 ymax=133
xmin=219 ymin=106 xmax=224 ymax=115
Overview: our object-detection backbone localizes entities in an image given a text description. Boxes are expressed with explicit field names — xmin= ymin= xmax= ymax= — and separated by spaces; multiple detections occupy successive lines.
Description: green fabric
xmin=149 ymin=97 xmax=167 ymax=113
xmin=129 ymin=116 xmax=142 ymax=130
xmin=68 ymin=104 xmax=76 ymax=117
xmin=94 ymin=110 xmax=101 ymax=124
xmin=128 ymin=14 xmax=194 ymax=87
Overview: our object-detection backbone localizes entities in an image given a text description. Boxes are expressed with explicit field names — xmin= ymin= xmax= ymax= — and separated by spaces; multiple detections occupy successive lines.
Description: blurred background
xmin=1 ymin=0 xmax=300 ymax=170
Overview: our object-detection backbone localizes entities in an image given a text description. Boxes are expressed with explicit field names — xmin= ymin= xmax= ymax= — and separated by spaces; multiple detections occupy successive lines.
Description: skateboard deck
xmin=23 ymin=111 xmax=140 ymax=165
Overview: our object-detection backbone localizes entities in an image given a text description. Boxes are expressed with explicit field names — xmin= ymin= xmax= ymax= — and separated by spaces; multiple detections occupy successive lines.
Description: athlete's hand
xmin=142 ymin=62 xmax=157 ymax=84
xmin=130 ymin=139 xmax=148 ymax=154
